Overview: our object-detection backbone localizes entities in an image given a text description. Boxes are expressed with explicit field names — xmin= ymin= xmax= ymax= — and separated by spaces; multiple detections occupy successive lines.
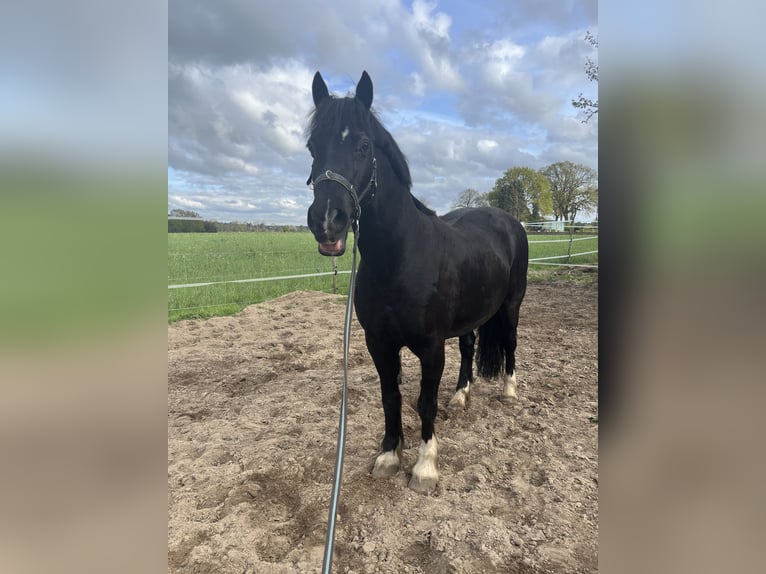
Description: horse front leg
xmin=367 ymin=339 xmax=404 ymax=478
xmin=449 ymin=331 xmax=476 ymax=408
xmin=410 ymin=340 xmax=445 ymax=494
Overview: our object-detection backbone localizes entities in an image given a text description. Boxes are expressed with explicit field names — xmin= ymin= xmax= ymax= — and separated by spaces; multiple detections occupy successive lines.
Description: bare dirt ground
xmin=168 ymin=272 xmax=598 ymax=573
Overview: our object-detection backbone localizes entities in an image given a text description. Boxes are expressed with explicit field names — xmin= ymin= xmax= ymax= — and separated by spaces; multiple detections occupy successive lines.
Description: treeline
xmin=168 ymin=210 xmax=309 ymax=233
xmin=168 ymin=220 xmax=310 ymax=233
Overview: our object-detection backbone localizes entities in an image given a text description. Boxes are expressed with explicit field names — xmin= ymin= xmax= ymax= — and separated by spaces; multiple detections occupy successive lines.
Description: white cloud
xmin=211 ymin=155 xmax=260 ymax=176
xmin=169 ymin=59 xmax=315 ymax=180
xmin=400 ymin=0 xmax=462 ymax=91
xmin=411 ymin=0 xmax=452 ymax=39
xmin=482 ymin=39 xmax=526 ymax=86
xmin=477 ymin=139 xmax=499 ymax=153
xmin=410 ymin=72 xmax=426 ymax=97
xmin=279 ymin=198 xmax=299 ymax=209
xmin=169 ymin=195 xmax=205 ymax=210
xmin=168 ymin=1 xmax=597 ymax=224
xmin=392 ymin=118 xmax=539 ymax=213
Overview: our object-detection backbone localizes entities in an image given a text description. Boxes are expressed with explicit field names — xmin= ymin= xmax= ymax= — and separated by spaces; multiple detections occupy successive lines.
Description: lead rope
xmin=321 ymin=223 xmax=359 ymax=574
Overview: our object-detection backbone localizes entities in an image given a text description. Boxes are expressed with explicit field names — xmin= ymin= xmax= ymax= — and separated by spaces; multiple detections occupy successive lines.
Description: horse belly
xmin=444 ymin=269 xmax=509 ymax=337
xmin=447 ymin=299 xmax=503 ymax=338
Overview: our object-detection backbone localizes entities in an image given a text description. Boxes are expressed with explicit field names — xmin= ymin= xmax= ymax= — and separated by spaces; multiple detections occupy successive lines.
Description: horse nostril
xmin=308 ymin=205 xmax=325 ymax=232
xmin=329 ymin=209 xmax=347 ymax=229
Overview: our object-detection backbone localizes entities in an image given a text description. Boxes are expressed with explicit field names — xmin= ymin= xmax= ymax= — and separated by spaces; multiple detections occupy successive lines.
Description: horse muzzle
xmin=307 ymin=202 xmax=351 ymax=257
xmin=317 ymin=235 xmax=347 ymax=256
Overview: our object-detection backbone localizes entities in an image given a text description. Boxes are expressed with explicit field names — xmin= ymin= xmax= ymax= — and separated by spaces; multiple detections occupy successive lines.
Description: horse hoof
xmin=372 ymin=450 xmax=400 ymax=478
xmin=449 ymin=393 xmax=466 ymax=408
xmin=502 ymin=372 xmax=518 ymax=399
xmin=409 ymin=437 xmax=439 ymax=493
xmin=449 ymin=385 xmax=470 ymax=408
xmin=408 ymin=474 xmax=438 ymax=494
xmin=501 ymin=387 xmax=518 ymax=400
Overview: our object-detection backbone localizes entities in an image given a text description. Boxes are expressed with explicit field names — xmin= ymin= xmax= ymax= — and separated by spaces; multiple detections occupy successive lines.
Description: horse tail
xmin=476 ymin=308 xmax=508 ymax=379
xmin=477 ymin=219 xmax=528 ymax=379
xmin=514 ymin=223 xmax=529 ymax=290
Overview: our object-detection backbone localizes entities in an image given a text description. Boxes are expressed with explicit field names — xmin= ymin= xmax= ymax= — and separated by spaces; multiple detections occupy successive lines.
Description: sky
xmin=168 ymin=0 xmax=598 ymax=225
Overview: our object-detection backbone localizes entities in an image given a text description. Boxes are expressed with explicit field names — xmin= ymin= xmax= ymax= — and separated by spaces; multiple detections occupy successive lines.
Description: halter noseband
xmin=310 ymin=157 xmax=377 ymax=232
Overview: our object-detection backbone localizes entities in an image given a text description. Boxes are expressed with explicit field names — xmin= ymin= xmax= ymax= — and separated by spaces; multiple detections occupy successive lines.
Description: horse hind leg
xmin=449 ymin=331 xmax=476 ymax=408
xmin=501 ymin=299 xmax=522 ymax=400
xmin=503 ymin=253 xmax=527 ymax=399
xmin=477 ymin=298 xmax=523 ymax=400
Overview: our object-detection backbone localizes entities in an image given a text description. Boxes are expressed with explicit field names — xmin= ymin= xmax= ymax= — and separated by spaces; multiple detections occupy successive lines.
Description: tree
xmin=571 ymin=31 xmax=598 ymax=123
xmin=169 ymin=208 xmax=201 ymax=218
xmin=452 ymin=188 xmax=489 ymax=209
xmin=486 ymin=167 xmax=552 ymax=222
xmin=167 ymin=208 xmax=217 ymax=232
xmin=541 ymin=161 xmax=598 ymax=222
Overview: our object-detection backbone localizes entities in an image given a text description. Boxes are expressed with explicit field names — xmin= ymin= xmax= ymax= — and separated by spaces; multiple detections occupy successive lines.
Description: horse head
xmin=306 ymin=71 xmax=377 ymax=256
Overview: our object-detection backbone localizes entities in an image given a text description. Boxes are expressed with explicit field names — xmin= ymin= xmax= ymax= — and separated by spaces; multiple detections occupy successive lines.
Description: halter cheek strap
xmin=310 ymin=157 xmax=377 ymax=232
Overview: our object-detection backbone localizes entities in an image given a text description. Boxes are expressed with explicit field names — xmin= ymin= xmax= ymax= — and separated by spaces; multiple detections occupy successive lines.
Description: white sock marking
xmin=374 ymin=450 xmax=400 ymax=470
xmin=372 ymin=445 xmax=401 ymax=478
xmin=503 ymin=370 xmax=518 ymax=398
xmin=412 ymin=436 xmax=439 ymax=484
xmin=449 ymin=381 xmax=471 ymax=407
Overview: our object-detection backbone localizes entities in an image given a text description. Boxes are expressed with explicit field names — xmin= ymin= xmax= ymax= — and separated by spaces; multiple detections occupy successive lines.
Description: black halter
xmin=310 ymin=157 xmax=377 ymax=232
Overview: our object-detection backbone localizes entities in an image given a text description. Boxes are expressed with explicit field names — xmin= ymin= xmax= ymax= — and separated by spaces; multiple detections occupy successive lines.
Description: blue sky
xmin=168 ymin=0 xmax=598 ymax=224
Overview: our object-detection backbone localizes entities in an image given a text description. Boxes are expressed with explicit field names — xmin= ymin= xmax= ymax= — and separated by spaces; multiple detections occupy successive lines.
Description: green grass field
xmin=526 ymin=233 xmax=599 ymax=267
xmin=168 ymin=231 xmax=597 ymax=322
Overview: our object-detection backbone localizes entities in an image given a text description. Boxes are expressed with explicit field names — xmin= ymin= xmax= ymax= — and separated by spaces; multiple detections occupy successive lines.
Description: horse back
xmin=439 ymin=207 xmax=527 ymax=266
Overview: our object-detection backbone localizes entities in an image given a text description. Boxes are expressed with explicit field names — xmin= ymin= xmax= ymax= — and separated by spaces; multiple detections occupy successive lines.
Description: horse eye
xmin=359 ymin=139 xmax=369 ymax=153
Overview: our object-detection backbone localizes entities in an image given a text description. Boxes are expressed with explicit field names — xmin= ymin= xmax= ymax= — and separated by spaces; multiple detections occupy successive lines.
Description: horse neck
xmin=357 ymin=156 xmax=424 ymax=268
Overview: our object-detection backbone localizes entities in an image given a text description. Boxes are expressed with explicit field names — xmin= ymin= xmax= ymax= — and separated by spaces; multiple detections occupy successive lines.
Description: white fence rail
xmin=527 ymin=236 xmax=597 ymax=244
xmin=168 ymin=238 xmax=597 ymax=293
xmin=529 ymin=249 xmax=599 ymax=262
xmin=168 ymin=271 xmax=343 ymax=290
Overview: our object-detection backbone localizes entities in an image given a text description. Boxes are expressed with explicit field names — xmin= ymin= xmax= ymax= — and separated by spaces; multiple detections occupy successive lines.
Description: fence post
xmin=566 ymin=221 xmax=575 ymax=263
xmin=332 ymin=256 xmax=337 ymax=294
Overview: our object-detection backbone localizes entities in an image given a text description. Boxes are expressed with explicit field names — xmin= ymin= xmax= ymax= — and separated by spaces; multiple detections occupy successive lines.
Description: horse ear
xmin=312 ymin=71 xmax=329 ymax=107
xmin=356 ymin=71 xmax=373 ymax=109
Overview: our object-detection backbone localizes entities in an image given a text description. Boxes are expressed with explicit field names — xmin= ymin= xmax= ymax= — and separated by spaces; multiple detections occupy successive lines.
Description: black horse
xmin=306 ymin=71 xmax=528 ymax=493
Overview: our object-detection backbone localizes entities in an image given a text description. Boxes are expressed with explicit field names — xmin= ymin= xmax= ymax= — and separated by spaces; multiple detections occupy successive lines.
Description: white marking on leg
xmin=341 ymin=126 xmax=349 ymax=142
xmin=502 ymin=370 xmax=518 ymax=399
xmin=449 ymin=381 xmax=470 ymax=408
xmin=373 ymin=451 xmax=400 ymax=477
xmin=372 ymin=440 xmax=402 ymax=478
xmin=409 ymin=436 xmax=439 ymax=493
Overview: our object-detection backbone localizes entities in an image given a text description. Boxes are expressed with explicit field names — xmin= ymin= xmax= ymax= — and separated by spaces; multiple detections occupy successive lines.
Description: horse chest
xmin=355 ymin=282 xmax=432 ymax=337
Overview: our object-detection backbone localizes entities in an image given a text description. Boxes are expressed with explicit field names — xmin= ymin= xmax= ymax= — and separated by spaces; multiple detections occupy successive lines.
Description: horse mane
xmin=308 ymin=96 xmax=413 ymax=189
xmin=412 ymin=195 xmax=436 ymax=216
